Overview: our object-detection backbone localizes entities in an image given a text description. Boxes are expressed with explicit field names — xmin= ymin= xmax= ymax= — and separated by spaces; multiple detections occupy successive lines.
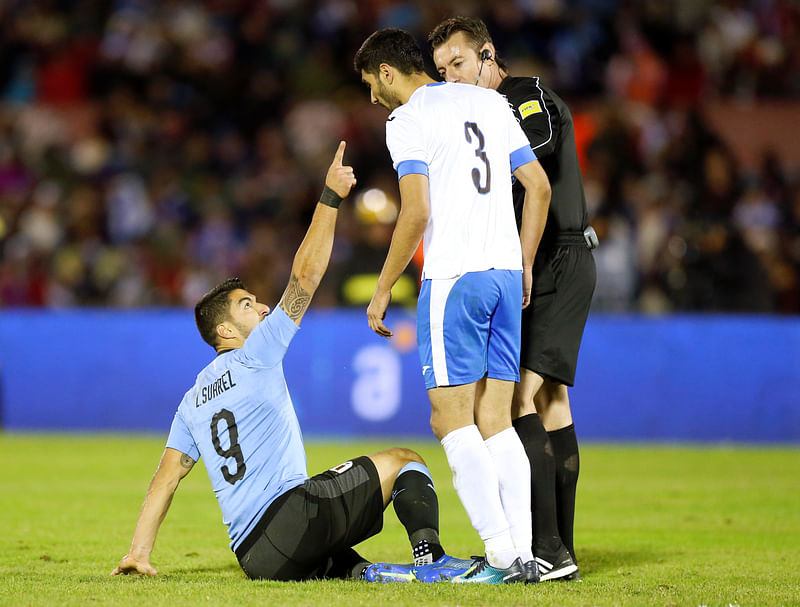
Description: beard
xmin=231 ymin=317 xmax=256 ymax=340
xmin=376 ymin=80 xmax=402 ymax=111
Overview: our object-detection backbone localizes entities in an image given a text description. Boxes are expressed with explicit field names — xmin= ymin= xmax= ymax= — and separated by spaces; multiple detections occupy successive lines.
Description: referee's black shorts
xmin=521 ymin=244 xmax=596 ymax=386
xmin=235 ymin=456 xmax=384 ymax=580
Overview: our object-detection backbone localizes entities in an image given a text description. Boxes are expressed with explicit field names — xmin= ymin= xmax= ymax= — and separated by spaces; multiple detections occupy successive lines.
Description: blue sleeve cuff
xmin=397 ymin=159 xmax=429 ymax=178
xmin=510 ymin=145 xmax=536 ymax=172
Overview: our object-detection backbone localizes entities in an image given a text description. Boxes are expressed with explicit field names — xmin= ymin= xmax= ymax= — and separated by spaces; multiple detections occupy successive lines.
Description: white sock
xmin=440 ymin=425 xmax=517 ymax=568
xmin=485 ymin=427 xmax=534 ymax=563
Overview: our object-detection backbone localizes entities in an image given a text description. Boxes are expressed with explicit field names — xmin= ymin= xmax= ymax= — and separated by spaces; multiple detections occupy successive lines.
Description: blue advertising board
xmin=1 ymin=310 xmax=798 ymax=441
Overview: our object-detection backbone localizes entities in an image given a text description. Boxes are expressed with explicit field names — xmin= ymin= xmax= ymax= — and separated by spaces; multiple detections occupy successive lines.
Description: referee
xmin=430 ymin=17 xmax=597 ymax=581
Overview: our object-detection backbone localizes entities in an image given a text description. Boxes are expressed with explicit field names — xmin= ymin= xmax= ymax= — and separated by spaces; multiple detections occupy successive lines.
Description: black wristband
xmin=319 ymin=185 xmax=343 ymax=209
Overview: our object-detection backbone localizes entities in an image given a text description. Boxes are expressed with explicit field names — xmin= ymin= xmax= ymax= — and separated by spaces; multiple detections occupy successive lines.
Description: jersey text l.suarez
xmin=195 ymin=370 xmax=236 ymax=407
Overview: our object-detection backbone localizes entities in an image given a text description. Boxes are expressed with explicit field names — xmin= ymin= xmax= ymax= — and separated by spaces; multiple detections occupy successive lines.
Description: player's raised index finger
xmin=333 ymin=140 xmax=346 ymax=165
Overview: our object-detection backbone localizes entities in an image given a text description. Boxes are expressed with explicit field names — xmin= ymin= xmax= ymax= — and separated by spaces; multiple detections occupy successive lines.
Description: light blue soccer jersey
xmin=166 ymin=306 xmax=307 ymax=551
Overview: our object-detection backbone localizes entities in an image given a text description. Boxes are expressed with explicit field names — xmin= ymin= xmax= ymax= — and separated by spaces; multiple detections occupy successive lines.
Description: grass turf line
xmin=1 ymin=435 xmax=798 ymax=606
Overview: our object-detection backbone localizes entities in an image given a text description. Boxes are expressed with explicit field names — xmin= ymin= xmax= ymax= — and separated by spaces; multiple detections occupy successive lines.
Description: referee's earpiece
xmin=475 ymin=49 xmax=492 ymax=85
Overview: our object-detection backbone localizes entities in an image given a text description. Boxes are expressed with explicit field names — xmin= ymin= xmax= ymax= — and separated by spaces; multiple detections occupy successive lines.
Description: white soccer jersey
xmin=386 ymin=82 xmax=535 ymax=280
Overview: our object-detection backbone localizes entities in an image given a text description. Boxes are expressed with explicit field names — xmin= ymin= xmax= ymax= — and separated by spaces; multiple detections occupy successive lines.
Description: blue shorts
xmin=417 ymin=269 xmax=522 ymax=389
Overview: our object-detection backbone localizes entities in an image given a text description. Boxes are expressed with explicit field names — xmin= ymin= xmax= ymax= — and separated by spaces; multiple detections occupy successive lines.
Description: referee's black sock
xmin=512 ymin=413 xmax=562 ymax=554
xmin=548 ymin=423 xmax=580 ymax=562
xmin=392 ymin=463 xmax=444 ymax=564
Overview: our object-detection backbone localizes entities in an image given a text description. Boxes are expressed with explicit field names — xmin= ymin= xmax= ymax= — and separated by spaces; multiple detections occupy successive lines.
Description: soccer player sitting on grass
xmin=111 ymin=142 xmax=459 ymax=582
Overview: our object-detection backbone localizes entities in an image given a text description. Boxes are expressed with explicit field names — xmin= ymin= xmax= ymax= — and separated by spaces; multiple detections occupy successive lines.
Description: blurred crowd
xmin=1 ymin=0 xmax=799 ymax=313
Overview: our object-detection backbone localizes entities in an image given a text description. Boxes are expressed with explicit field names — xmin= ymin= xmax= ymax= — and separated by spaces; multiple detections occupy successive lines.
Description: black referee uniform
xmin=501 ymin=75 xmax=595 ymax=573
xmin=498 ymin=76 xmax=596 ymax=386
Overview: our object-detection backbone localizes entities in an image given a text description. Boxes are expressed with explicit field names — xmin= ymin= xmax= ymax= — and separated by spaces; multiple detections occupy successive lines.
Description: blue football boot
xmin=362 ymin=561 xmax=417 ymax=583
xmin=413 ymin=554 xmax=475 ymax=583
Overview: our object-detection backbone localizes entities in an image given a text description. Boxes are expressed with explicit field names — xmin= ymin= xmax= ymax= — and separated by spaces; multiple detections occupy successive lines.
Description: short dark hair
xmin=428 ymin=16 xmax=507 ymax=71
xmin=194 ymin=277 xmax=245 ymax=348
xmin=354 ymin=28 xmax=426 ymax=76
xmin=428 ymin=16 xmax=491 ymax=52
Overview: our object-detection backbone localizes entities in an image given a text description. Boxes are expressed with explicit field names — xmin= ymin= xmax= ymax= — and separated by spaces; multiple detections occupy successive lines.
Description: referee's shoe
xmin=535 ymin=544 xmax=578 ymax=581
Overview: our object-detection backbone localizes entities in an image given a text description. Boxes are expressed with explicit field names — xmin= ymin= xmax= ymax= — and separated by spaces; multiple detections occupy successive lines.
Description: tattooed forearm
xmin=280 ymin=273 xmax=311 ymax=321
xmin=180 ymin=454 xmax=195 ymax=469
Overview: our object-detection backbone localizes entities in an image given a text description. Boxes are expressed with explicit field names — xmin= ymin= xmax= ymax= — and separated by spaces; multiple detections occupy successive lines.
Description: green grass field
xmin=1 ymin=434 xmax=799 ymax=606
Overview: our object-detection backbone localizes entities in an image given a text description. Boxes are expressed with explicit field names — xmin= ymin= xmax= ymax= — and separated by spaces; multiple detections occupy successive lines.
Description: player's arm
xmin=513 ymin=159 xmax=551 ymax=308
xmin=279 ymin=141 xmax=356 ymax=326
xmin=367 ymin=173 xmax=429 ymax=337
xmin=111 ymin=447 xmax=195 ymax=576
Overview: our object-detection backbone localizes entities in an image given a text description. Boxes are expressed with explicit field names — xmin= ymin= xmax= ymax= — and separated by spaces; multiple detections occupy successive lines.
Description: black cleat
xmin=561 ymin=568 xmax=582 ymax=582
xmin=535 ymin=544 xmax=578 ymax=581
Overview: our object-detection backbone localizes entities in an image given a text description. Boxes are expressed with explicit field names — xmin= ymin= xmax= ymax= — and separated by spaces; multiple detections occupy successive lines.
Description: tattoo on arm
xmin=279 ymin=273 xmax=311 ymax=321
xmin=180 ymin=454 xmax=195 ymax=469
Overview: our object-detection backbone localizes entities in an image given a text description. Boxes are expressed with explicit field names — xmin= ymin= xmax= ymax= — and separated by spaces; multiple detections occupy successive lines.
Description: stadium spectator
xmin=0 ymin=0 xmax=798 ymax=314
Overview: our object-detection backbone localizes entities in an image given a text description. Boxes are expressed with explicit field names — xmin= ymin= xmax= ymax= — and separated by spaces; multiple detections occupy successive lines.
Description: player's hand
xmin=325 ymin=141 xmax=357 ymax=199
xmin=367 ymin=288 xmax=393 ymax=337
xmin=111 ymin=554 xmax=157 ymax=577
xmin=522 ymin=267 xmax=532 ymax=309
